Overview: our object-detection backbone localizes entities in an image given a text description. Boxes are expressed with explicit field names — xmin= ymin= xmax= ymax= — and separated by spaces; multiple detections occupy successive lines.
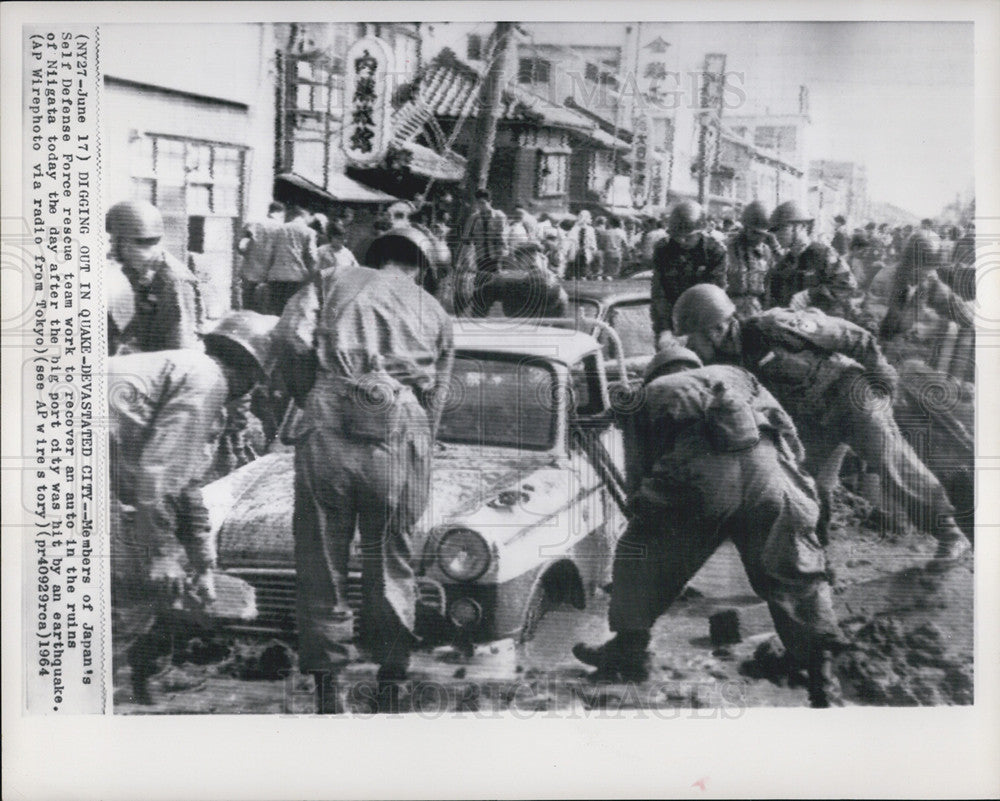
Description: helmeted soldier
xmin=650 ymin=200 xmax=728 ymax=346
xmin=768 ymin=200 xmax=854 ymax=308
xmin=726 ymin=200 xmax=779 ymax=317
xmin=574 ymin=344 xmax=846 ymax=707
xmin=106 ymin=200 xmax=201 ymax=354
xmin=880 ymin=229 xmax=973 ymax=339
xmin=672 ymin=284 xmax=972 ymax=566
xmin=275 ymin=227 xmax=454 ymax=714
xmin=788 ymin=249 xmax=871 ymax=328
xmin=108 ymin=310 xmax=279 ymax=703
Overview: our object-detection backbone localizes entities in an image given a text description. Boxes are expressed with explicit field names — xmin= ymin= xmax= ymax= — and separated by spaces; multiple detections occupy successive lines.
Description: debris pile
xmin=839 ymin=617 xmax=972 ymax=706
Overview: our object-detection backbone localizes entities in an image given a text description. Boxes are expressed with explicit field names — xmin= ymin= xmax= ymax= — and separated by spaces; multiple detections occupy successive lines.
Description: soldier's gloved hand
xmin=148 ymin=556 xmax=187 ymax=602
xmin=190 ymin=569 xmax=217 ymax=606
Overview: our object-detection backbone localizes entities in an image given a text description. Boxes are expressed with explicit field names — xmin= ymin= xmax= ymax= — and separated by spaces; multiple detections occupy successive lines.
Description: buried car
xmin=201 ymin=320 xmax=630 ymax=647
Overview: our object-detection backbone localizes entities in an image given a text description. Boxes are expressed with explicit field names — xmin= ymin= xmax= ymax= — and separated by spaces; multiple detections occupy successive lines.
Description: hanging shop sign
xmin=342 ymin=36 xmax=394 ymax=166
xmin=631 ymin=113 xmax=652 ymax=207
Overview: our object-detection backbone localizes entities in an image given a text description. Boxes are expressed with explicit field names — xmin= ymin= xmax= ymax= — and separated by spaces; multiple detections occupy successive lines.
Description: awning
xmin=274 ymin=172 xmax=400 ymax=205
xmin=398 ymin=141 xmax=466 ymax=182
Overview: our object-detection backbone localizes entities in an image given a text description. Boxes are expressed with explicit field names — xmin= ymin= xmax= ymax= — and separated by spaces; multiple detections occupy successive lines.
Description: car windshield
xmin=567 ymin=298 xmax=600 ymax=323
xmin=437 ymin=355 xmax=558 ymax=450
xmin=607 ymin=301 xmax=654 ymax=358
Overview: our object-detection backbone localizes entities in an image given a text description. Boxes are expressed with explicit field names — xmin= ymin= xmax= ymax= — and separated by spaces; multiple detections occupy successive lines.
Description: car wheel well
xmin=539 ymin=559 xmax=586 ymax=610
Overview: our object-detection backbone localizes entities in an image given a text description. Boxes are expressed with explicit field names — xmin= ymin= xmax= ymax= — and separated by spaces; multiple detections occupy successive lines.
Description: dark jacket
xmin=650 ymin=233 xmax=728 ymax=337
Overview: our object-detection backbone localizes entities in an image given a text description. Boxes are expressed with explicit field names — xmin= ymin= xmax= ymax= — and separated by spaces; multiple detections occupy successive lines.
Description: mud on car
xmin=201 ymin=320 xmax=631 ymax=648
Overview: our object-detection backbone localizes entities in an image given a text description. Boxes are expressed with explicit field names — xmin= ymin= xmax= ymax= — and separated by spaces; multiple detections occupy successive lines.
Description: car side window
xmin=608 ymin=301 xmax=654 ymax=358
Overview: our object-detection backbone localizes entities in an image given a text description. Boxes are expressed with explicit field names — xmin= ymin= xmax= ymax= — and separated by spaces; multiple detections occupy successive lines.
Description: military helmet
xmin=365 ymin=225 xmax=434 ymax=270
xmin=899 ymin=229 xmax=943 ymax=272
xmin=105 ymin=200 xmax=165 ymax=240
xmin=672 ymin=283 xmax=736 ymax=336
xmin=741 ymin=200 xmax=771 ymax=233
xmin=643 ymin=343 xmax=704 ymax=384
xmin=668 ymin=200 xmax=704 ymax=236
xmin=769 ymin=200 xmax=813 ymax=230
xmin=203 ymin=310 xmax=280 ymax=377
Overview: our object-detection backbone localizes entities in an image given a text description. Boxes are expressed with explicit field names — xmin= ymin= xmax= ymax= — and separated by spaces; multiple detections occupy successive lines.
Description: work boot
xmin=313 ymin=671 xmax=344 ymax=715
xmin=572 ymin=631 xmax=651 ymax=682
xmin=807 ymin=650 xmax=844 ymax=709
xmin=928 ymin=523 xmax=971 ymax=570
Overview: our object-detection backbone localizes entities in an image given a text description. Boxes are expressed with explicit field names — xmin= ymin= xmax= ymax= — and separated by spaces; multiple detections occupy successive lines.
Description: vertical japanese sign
xmin=342 ymin=36 xmax=394 ymax=166
xmin=631 ymin=113 xmax=652 ymax=208
xmin=697 ymin=52 xmax=727 ymax=204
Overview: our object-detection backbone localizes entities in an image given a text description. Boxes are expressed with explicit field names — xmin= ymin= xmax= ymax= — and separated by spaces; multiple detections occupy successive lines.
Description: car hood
xmin=206 ymin=443 xmax=566 ymax=568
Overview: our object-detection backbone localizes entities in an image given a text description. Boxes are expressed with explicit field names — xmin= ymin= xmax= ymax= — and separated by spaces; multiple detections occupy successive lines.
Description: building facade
xmin=101 ymin=23 xmax=278 ymax=319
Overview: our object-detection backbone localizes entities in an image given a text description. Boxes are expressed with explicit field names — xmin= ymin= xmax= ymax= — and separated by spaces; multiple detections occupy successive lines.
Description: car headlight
xmin=437 ymin=528 xmax=491 ymax=582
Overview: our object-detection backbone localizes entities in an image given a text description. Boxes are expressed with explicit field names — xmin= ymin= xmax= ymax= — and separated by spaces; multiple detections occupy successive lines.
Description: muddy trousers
xmin=800 ymin=381 xmax=959 ymax=539
xmin=608 ymin=439 xmax=842 ymax=665
xmin=293 ymin=413 xmax=431 ymax=676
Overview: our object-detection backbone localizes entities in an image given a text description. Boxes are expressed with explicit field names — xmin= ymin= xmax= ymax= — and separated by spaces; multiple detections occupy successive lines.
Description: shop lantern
xmin=342 ymin=36 xmax=394 ymax=166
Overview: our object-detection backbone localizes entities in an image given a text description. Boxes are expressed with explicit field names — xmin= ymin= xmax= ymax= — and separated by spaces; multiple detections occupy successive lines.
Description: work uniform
xmin=118 ymin=251 xmax=201 ymax=354
xmin=650 ymin=234 xmax=728 ymax=339
xmin=726 ymin=231 xmax=776 ymax=317
xmin=613 ymin=364 xmax=841 ymax=664
xmin=108 ymin=350 xmax=228 ymax=683
xmin=239 ymin=218 xmax=282 ymax=310
xmin=264 ymin=219 xmax=317 ymax=315
xmin=737 ymin=307 xmax=962 ymax=540
xmin=276 ymin=265 xmax=453 ymax=675
xmin=769 ymin=240 xmax=842 ymax=309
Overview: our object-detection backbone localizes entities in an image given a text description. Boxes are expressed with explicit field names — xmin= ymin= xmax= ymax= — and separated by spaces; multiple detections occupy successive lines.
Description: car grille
xmin=224 ymin=568 xmax=445 ymax=637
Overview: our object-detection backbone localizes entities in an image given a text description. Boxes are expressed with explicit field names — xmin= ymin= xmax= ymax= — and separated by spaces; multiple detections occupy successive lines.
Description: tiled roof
xmin=401 ymin=49 xmax=630 ymax=149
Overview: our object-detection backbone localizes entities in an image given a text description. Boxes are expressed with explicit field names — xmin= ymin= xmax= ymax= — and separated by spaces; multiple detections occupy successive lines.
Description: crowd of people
xmin=104 ymin=187 xmax=975 ymax=712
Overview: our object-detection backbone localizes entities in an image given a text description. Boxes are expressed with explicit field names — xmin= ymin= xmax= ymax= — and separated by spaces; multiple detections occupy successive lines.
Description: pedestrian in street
xmin=650 ymin=200 xmax=728 ymax=347
xmin=315 ymin=219 xmax=360 ymax=277
xmin=309 ymin=212 xmax=330 ymax=248
xmin=259 ymin=204 xmax=317 ymax=316
xmin=768 ymin=201 xmax=851 ymax=308
xmin=568 ymin=210 xmax=599 ymax=279
xmin=108 ymin=310 xmax=279 ymax=704
xmin=602 ymin=217 xmax=628 ymax=279
xmin=238 ymin=201 xmax=285 ymax=311
xmin=640 ymin=216 xmax=668 ymax=268
xmin=671 ymin=283 xmax=972 ymax=565
xmin=542 ymin=227 xmax=567 ymax=278
xmin=592 ymin=216 xmax=609 ymax=278
xmin=106 ymin=200 xmax=201 ymax=354
xmin=461 ymin=188 xmax=508 ymax=272
xmin=275 ymin=228 xmax=454 ymax=715
xmin=726 ymin=200 xmax=779 ymax=317
xmin=831 ymin=215 xmax=850 ymax=257
xmin=573 ymin=344 xmax=846 ymax=707
xmin=510 ymin=204 xmax=539 ymax=245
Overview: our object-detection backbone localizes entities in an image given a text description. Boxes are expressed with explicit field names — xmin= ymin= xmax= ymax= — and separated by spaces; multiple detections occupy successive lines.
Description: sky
xmin=522 ymin=21 xmax=974 ymax=218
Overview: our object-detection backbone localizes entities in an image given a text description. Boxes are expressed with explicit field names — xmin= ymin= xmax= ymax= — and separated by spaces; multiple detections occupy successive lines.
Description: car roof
xmin=566 ymin=279 xmax=650 ymax=305
xmin=452 ymin=319 xmax=602 ymax=365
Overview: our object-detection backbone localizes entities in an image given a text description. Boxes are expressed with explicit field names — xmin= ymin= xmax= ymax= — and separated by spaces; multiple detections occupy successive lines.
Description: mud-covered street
xmin=114 ymin=488 xmax=973 ymax=715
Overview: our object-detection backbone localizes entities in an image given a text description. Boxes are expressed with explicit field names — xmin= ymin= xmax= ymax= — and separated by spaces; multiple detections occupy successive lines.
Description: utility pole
xmin=464 ymin=21 xmax=515 ymax=204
